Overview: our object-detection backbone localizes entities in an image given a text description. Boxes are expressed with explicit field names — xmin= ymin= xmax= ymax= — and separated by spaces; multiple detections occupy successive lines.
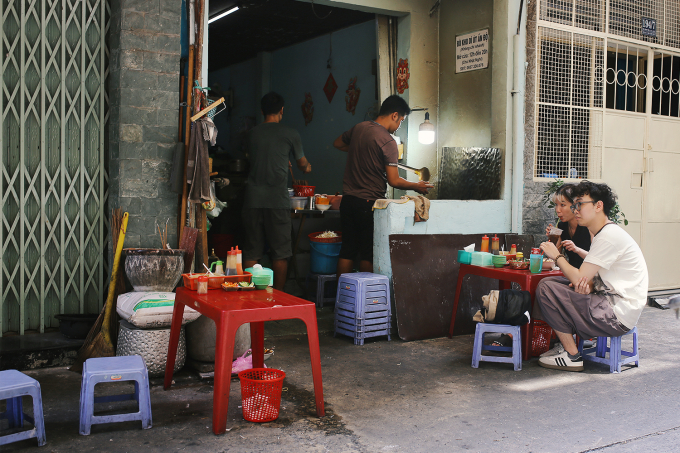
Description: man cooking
xmin=332 ymin=95 xmax=433 ymax=278
xmin=242 ymin=92 xmax=311 ymax=291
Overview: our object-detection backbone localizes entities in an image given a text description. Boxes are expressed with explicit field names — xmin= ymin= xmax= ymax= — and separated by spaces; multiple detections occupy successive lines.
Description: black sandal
xmin=491 ymin=334 xmax=513 ymax=347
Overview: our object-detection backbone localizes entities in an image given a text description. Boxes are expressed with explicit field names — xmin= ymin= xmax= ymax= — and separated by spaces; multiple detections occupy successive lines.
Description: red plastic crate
xmin=182 ymin=272 xmax=252 ymax=290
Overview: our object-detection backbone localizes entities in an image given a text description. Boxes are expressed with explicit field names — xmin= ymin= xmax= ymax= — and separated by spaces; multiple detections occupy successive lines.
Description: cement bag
xmin=116 ymin=291 xmax=200 ymax=328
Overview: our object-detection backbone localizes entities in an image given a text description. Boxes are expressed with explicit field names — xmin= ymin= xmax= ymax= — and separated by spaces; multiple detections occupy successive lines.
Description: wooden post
xmin=179 ymin=45 xmax=195 ymax=242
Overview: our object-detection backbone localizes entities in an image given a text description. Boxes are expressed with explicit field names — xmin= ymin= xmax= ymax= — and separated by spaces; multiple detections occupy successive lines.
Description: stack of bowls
xmin=252 ymin=275 xmax=270 ymax=290
xmin=492 ymin=255 xmax=507 ymax=268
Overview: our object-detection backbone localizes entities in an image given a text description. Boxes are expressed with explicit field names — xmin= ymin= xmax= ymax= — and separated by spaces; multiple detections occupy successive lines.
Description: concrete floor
xmin=2 ymin=305 xmax=680 ymax=453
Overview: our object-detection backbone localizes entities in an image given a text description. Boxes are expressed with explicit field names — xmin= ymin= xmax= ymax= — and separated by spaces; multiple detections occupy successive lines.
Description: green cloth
xmin=244 ymin=122 xmax=305 ymax=209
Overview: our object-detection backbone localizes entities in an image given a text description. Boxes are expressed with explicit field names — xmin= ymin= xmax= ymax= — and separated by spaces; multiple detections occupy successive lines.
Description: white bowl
xmin=316 ymin=204 xmax=330 ymax=211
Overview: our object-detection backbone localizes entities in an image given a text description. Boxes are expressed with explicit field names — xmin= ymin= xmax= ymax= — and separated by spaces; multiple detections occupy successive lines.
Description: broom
xmin=70 ymin=211 xmax=129 ymax=372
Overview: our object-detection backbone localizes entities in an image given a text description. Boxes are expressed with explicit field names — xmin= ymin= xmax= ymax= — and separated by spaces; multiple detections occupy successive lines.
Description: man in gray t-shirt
xmin=332 ymin=95 xmax=432 ymax=278
xmin=242 ymin=92 xmax=311 ymax=290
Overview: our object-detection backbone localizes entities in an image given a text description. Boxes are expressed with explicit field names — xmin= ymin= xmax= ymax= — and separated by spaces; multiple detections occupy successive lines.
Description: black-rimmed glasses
xmin=570 ymin=200 xmax=596 ymax=213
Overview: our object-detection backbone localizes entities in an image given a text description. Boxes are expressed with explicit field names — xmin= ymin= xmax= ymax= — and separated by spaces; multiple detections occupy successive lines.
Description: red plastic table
xmin=164 ymin=287 xmax=325 ymax=434
xmin=447 ymin=264 xmax=563 ymax=360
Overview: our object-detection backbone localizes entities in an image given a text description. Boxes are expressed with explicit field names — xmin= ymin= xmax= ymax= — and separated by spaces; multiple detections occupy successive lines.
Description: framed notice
xmin=456 ymin=29 xmax=489 ymax=73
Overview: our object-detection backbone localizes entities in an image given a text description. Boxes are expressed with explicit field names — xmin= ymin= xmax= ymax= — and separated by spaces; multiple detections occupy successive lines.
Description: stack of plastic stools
xmin=305 ymin=273 xmax=338 ymax=308
xmin=0 ymin=370 xmax=46 ymax=447
xmin=334 ymin=272 xmax=392 ymax=345
xmin=578 ymin=326 xmax=639 ymax=373
xmin=79 ymin=355 xmax=152 ymax=435
xmin=471 ymin=323 xmax=522 ymax=371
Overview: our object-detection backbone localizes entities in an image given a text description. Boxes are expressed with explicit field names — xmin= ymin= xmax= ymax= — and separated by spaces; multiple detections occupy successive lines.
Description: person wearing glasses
xmin=545 ymin=183 xmax=592 ymax=268
xmin=332 ymin=95 xmax=433 ymax=278
xmin=535 ymin=181 xmax=648 ymax=372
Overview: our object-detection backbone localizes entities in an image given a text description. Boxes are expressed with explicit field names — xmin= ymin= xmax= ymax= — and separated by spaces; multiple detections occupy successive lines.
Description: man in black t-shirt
xmin=332 ymin=95 xmax=432 ymax=277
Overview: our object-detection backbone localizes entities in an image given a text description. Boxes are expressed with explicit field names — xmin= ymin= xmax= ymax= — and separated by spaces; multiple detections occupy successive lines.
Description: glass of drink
xmin=548 ymin=226 xmax=563 ymax=245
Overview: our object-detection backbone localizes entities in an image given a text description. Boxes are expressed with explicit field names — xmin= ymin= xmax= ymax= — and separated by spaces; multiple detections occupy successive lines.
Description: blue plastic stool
xmin=0 ymin=369 xmax=46 ymax=447
xmin=471 ymin=323 xmax=522 ymax=371
xmin=79 ymin=355 xmax=152 ymax=435
xmin=305 ymin=273 xmax=337 ymax=308
xmin=579 ymin=326 xmax=639 ymax=373
xmin=334 ymin=272 xmax=392 ymax=345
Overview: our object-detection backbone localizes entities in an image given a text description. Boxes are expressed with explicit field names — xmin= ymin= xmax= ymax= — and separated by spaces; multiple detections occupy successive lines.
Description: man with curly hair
xmin=536 ymin=181 xmax=648 ymax=372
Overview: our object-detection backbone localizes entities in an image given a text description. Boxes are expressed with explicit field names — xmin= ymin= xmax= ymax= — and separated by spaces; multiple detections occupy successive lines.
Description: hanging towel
xmin=187 ymin=122 xmax=211 ymax=203
xmin=200 ymin=117 xmax=218 ymax=146
xmin=406 ymin=195 xmax=430 ymax=223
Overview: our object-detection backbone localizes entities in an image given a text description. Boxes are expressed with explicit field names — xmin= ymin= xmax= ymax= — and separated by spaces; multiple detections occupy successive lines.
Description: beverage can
xmin=531 ymin=247 xmax=542 ymax=255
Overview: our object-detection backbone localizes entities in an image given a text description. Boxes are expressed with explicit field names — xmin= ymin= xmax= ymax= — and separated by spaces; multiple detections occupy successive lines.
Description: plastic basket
xmin=238 ymin=368 xmax=285 ymax=423
xmin=531 ymin=320 xmax=553 ymax=357
xmin=308 ymin=231 xmax=342 ymax=243
xmin=293 ymin=184 xmax=315 ymax=197
xmin=182 ymin=272 xmax=252 ymax=290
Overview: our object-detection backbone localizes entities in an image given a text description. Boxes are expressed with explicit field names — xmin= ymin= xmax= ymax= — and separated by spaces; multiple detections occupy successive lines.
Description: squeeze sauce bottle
xmin=481 ymin=235 xmax=489 ymax=253
xmin=491 ymin=235 xmax=500 ymax=255
xmin=235 ymin=246 xmax=243 ymax=275
xmin=510 ymin=244 xmax=517 ymax=254
xmin=225 ymin=249 xmax=237 ymax=276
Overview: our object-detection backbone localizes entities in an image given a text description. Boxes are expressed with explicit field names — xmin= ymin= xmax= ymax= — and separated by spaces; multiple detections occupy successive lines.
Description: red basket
xmin=531 ymin=320 xmax=553 ymax=357
xmin=238 ymin=368 xmax=286 ymax=423
xmin=293 ymin=184 xmax=315 ymax=197
xmin=308 ymin=231 xmax=342 ymax=243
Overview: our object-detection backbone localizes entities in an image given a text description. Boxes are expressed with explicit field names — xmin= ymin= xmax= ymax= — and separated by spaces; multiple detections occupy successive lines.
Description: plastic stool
xmin=79 ymin=355 xmax=152 ymax=435
xmin=305 ymin=273 xmax=337 ymax=308
xmin=0 ymin=370 xmax=46 ymax=447
xmin=579 ymin=326 xmax=639 ymax=373
xmin=471 ymin=323 xmax=522 ymax=371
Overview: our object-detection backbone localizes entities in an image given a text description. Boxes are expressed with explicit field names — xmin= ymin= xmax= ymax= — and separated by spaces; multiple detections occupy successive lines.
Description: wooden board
xmin=389 ymin=233 xmax=535 ymax=341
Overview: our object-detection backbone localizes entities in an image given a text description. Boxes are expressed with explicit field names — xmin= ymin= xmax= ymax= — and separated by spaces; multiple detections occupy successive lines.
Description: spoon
xmin=397 ymin=164 xmax=431 ymax=182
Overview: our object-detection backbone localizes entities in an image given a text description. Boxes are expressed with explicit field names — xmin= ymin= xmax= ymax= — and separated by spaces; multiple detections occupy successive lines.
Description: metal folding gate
xmin=1 ymin=0 xmax=110 ymax=335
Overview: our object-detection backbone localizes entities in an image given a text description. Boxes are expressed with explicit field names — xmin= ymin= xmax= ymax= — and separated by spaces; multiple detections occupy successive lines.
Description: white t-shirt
xmin=584 ymin=224 xmax=649 ymax=329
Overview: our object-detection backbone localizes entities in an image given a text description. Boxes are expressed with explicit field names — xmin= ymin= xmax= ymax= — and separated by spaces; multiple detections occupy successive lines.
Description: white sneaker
xmin=540 ymin=343 xmax=564 ymax=358
xmin=538 ymin=350 xmax=584 ymax=372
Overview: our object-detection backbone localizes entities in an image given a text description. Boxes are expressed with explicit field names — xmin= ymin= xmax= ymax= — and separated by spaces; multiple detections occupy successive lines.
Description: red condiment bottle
xmin=235 ymin=246 xmax=243 ymax=275
xmin=510 ymin=244 xmax=517 ymax=254
xmin=481 ymin=235 xmax=489 ymax=253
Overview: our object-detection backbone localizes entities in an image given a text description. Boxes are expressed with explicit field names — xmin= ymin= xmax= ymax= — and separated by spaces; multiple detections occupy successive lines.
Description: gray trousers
xmin=536 ymin=277 xmax=629 ymax=339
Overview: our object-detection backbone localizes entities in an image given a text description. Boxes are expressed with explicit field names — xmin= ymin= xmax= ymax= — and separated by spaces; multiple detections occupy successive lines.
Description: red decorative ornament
xmin=323 ymin=73 xmax=338 ymax=103
xmin=397 ymin=58 xmax=410 ymax=94
xmin=301 ymin=92 xmax=314 ymax=126
xmin=345 ymin=77 xmax=360 ymax=115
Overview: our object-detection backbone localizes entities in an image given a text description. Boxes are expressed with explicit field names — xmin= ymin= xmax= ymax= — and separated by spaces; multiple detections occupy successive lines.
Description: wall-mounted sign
xmin=456 ymin=29 xmax=489 ymax=73
xmin=641 ymin=17 xmax=656 ymax=37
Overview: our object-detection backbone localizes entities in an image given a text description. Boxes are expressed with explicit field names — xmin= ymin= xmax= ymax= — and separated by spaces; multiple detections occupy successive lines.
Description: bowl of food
xmin=508 ymin=259 xmax=529 ymax=270
xmin=252 ymin=275 xmax=271 ymax=289
xmin=316 ymin=203 xmax=331 ymax=211
xmin=543 ymin=258 xmax=555 ymax=271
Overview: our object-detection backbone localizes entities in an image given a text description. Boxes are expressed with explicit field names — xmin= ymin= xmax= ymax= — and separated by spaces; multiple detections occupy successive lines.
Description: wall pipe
xmin=511 ymin=0 xmax=526 ymax=233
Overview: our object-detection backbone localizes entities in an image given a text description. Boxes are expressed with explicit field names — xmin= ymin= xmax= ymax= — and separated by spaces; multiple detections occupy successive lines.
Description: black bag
xmin=493 ymin=289 xmax=531 ymax=326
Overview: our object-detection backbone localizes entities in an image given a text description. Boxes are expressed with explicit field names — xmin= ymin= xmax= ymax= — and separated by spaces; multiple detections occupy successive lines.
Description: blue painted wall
xmin=209 ymin=20 xmax=376 ymax=194
xmin=270 ymin=20 xmax=377 ymax=195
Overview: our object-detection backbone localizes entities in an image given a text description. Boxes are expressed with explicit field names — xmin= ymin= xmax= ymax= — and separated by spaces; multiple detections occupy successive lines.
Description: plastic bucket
xmin=238 ymin=368 xmax=285 ymax=422
xmin=309 ymin=241 xmax=342 ymax=274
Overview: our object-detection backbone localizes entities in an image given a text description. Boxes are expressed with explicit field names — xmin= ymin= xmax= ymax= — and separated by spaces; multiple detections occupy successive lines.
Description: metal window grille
xmin=535 ymin=27 xmax=604 ymax=179
xmin=1 ymin=0 xmax=110 ymax=335
xmin=605 ymin=42 xmax=648 ymax=112
xmin=540 ymin=0 xmax=680 ymax=51
xmin=651 ymin=51 xmax=680 ymax=116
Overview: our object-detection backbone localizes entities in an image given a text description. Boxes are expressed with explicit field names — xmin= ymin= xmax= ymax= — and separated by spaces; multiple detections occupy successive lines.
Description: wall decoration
xmin=323 ymin=73 xmax=338 ymax=103
xmin=345 ymin=77 xmax=361 ymax=115
xmin=396 ymin=58 xmax=410 ymax=94
xmin=301 ymin=92 xmax=314 ymax=126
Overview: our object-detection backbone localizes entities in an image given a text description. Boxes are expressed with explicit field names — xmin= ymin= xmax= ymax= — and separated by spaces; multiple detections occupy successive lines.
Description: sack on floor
xmin=116 ymin=291 xmax=201 ymax=328
xmin=472 ymin=289 xmax=531 ymax=326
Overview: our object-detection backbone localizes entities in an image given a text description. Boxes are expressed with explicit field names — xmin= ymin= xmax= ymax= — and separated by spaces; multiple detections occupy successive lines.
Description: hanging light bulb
xmin=418 ymin=112 xmax=435 ymax=144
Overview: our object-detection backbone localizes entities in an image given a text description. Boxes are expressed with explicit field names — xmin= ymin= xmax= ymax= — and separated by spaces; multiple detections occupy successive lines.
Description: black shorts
xmin=339 ymin=195 xmax=375 ymax=262
xmin=241 ymin=208 xmax=292 ymax=261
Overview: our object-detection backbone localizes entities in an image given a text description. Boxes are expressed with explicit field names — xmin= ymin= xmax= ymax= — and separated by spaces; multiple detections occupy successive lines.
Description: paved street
xmin=2 ymin=305 xmax=679 ymax=453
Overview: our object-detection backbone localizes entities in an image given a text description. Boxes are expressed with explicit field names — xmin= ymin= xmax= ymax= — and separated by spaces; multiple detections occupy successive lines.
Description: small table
xmin=447 ymin=264 xmax=563 ymax=360
xmin=164 ymin=287 xmax=325 ymax=434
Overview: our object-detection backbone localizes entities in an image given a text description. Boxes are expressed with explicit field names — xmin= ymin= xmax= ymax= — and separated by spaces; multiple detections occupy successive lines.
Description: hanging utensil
xmin=397 ymin=164 xmax=431 ymax=182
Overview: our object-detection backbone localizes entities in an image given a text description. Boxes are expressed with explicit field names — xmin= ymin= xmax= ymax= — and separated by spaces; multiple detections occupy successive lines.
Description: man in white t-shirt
xmin=535 ymin=181 xmax=649 ymax=372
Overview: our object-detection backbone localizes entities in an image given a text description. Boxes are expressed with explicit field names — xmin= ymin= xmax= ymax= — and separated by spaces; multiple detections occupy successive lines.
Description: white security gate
xmin=536 ymin=0 xmax=680 ymax=291
xmin=1 ymin=0 xmax=110 ymax=335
